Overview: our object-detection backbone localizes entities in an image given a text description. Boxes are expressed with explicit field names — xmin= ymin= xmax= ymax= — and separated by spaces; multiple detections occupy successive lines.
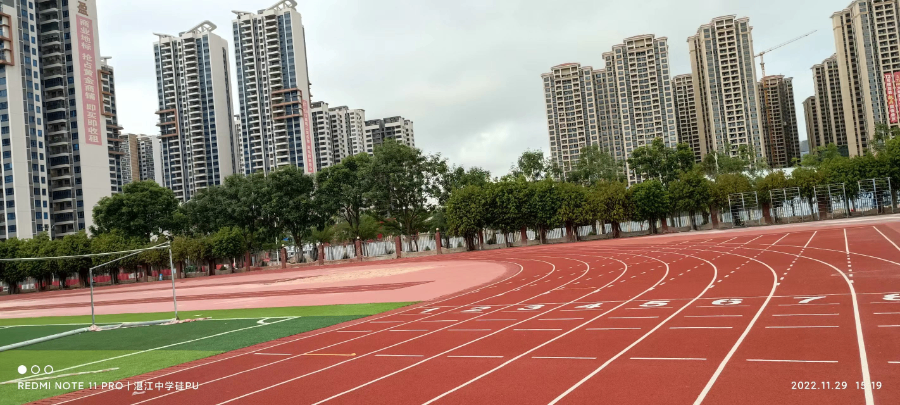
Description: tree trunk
xmin=649 ymin=219 xmax=657 ymax=235
xmin=612 ymin=222 xmax=621 ymax=239
xmin=661 ymin=216 xmax=670 ymax=233
xmin=689 ymin=211 xmax=697 ymax=231
xmin=762 ymin=203 xmax=773 ymax=224
xmin=244 ymin=251 xmax=252 ymax=270
xmin=478 ymin=230 xmax=484 ymax=250
xmin=710 ymin=207 xmax=720 ymax=229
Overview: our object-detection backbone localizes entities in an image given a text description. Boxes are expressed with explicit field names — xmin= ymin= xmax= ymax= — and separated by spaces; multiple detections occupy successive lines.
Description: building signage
xmin=886 ymin=72 xmax=899 ymax=124
xmin=302 ymin=98 xmax=315 ymax=173
xmin=77 ymin=11 xmax=102 ymax=146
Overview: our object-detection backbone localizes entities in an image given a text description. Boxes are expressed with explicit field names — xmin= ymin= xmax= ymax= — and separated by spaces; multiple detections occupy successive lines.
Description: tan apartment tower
xmin=688 ymin=15 xmax=765 ymax=161
xmin=758 ymin=76 xmax=801 ymax=168
xmin=673 ymin=74 xmax=703 ymax=162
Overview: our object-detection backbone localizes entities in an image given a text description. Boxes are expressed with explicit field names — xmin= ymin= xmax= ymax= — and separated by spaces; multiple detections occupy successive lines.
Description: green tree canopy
xmin=668 ymin=170 xmax=711 ymax=230
xmin=92 ymin=181 xmax=179 ymax=241
xmin=315 ymin=153 xmax=372 ymax=238
xmin=627 ymin=138 xmax=694 ymax=186
xmin=568 ymin=145 xmax=624 ymax=185
xmin=630 ymin=179 xmax=670 ymax=234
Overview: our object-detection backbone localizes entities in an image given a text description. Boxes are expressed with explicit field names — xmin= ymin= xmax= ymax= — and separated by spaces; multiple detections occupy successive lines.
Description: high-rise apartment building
xmin=38 ymin=0 xmax=114 ymax=237
xmin=310 ymin=101 xmax=335 ymax=170
xmin=542 ymin=63 xmax=600 ymax=172
xmin=231 ymin=115 xmax=241 ymax=174
xmin=758 ymin=76 xmax=801 ymax=168
xmin=233 ymin=0 xmax=315 ymax=175
xmin=153 ymin=22 xmax=236 ymax=202
xmin=602 ymin=35 xmax=677 ymax=184
xmin=135 ymin=135 xmax=157 ymax=183
xmin=688 ymin=15 xmax=765 ymax=161
xmin=119 ymin=133 xmax=140 ymax=185
xmin=809 ymin=55 xmax=849 ymax=153
xmin=672 ymin=74 xmax=703 ymax=162
xmin=831 ymin=0 xmax=900 ymax=156
xmin=328 ymin=106 xmax=366 ymax=161
xmin=803 ymin=96 xmax=823 ymax=151
xmin=99 ymin=57 xmax=127 ymax=191
xmin=363 ymin=116 xmax=415 ymax=153
xmin=0 ymin=0 xmax=51 ymax=239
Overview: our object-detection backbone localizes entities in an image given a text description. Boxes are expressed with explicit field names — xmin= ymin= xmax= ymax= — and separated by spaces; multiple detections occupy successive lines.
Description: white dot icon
xmin=17 ymin=365 xmax=26 ymax=375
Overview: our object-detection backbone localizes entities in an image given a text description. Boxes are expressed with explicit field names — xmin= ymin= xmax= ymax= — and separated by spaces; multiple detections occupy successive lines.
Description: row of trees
xmin=3 ymin=133 xmax=899 ymax=293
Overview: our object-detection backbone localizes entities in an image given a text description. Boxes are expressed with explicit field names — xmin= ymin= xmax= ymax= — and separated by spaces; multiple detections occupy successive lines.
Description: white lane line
xmin=374 ymin=354 xmax=424 ymax=357
xmin=448 ymin=329 xmax=492 ymax=332
xmin=747 ymin=359 xmax=838 ymax=364
xmin=476 ymin=319 xmax=517 ymax=321
xmin=52 ymin=261 xmax=551 ymax=404
xmin=684 ymin=315 xmax=743 ymax=318
xmin=670 ymin=327 xmax=733 ymax=329
xmin=874 ymin=312 xmax=900 ymax=315
xmin=421 ymin=320 xmax=459 ymax=323
xmin=514 ymin=329 xmax=563 ymax=331
xmin=369 ymin=321 xmax=405 ymax=324
xmin=878 ymin=325 xmax=900 ymax=327
xmin=546 ymin=250 xmax=724 ymax=405
xmin=335 ymin=331 xmax=372 ymax=333
xmin=388 ymin=330 xmax=428 ymax=332
xmin=586 ymin=327 xmax=641 ymax=330
xmin=772 ymin=313 xmax=839 ymax=317
xmin=538 ymin=318 xmax=584 ymax=321
xmin=610 ymin=316 xmax=659 ymax=319
xmin=872 ymin=226 xmax=900 ymax=253
xmin=414 ymin=253 xmax=671 ymax=405
xmin=765 ymin=326 xmax=838 ymax=329
xmin=253 ymin=353 xmax=292 ymax=356
xmin=533 ymin=357 xmax=596 ymax=360
xmin=689 ymin=233 xmax=788 ymax=405
xmin=889 ymin=361 xmax=900 ymax=364
xmin=631 ymin=357 xmax=706 ymax=361
xmin=446 ymin=355 xmax=504 ymax=358
xmin=226 ymin=256 xmax=608 ymax=405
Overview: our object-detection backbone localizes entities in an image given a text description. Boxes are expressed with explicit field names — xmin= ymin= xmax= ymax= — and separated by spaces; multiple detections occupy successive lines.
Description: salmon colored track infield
xmin=39 ymin=217 xmax=900 ymax=405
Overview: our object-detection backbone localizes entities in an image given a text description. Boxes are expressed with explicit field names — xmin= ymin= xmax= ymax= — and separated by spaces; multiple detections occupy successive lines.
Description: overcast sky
xmin=96 ymin=0 xmax=851 ymax=176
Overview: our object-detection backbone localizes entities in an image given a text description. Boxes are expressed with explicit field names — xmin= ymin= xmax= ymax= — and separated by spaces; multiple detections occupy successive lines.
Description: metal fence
xmin=728 ymin=191 xmax=762 ymax=227
xmin=769 ymin=187 xmax=812 ymax=224
xmin=857 ymin=178 xmax=894 ymax=216
xmin=814 ymin=183 xmax=849 ymax=220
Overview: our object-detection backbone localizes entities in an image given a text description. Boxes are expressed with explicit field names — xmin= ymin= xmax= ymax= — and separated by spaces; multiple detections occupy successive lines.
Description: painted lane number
xmin=796 ymin=296 xmax=826 ymax=304
xmin=574 ymin=303 xmax=603 ymax=309
xmin=885 ymin=294 xmax=900 ymax=301
xmin=462 ymin=306 xmax=493 ymax=313
xmin=712 ymin=299 xmax=743 ymax=306
xmin=640 ymin=300 xmax=669 ymax=307
xmin=518 ymin=304 xmax=545 ymax=311
xmin=420 ymin=308 xmax=441 ymax=314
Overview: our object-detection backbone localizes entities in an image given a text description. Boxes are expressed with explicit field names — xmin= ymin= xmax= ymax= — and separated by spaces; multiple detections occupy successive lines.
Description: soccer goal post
xmin=0 ymin=241 xmax=175 ymax=326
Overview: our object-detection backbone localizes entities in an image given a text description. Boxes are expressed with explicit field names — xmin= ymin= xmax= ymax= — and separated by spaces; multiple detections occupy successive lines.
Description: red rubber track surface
xmin=38 ymin=218 xmax=900 ymax=405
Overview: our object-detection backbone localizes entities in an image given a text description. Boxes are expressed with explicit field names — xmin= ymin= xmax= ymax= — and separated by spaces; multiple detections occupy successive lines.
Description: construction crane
xmin=755 ymin=30 xmax=816 ymax=78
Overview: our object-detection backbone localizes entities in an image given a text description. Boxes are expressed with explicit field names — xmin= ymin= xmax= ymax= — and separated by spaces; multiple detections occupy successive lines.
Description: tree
xmin=627 ymin=138 xmax=694 ymax=186
xmin=486 ymin=180 xmax=532 ymax=246
xmin=437 ymin=165 xmax=491 ymax=205
xmin=700 ymin=143 xmax=751 ymax=178
xmin=90 ymin=231 xmax=129 ymax=281
xmin=800 ymin=144 xmax=845 ymax=167
xmin=57 ymin=231 xmax=92 ymax=286
xmin=594 ymin=181 xmax=632 ymax=238
xmin=365 ymin=141 xmax=444 ymax=239
xmin=510 ymin=150 xmax=551 ymax=181
xmin=209 ymin=226 xmax=246 ymax=266
xmin=446 ymin=185 xmax=489 ymax=250
xmin=568 ymin=145 xmax=624 ymax=185
xmin=755 ymin=171 xmax=792 ymax=224
xmin=524 ymin=179 xmax=560 ymax=243
xmin=630 ymin=179 xmax=670 ymax=234
xmin=316 ymin=153 xmax=372 ymax=239
xmin=18 ymin=233 xmax=50 ymax=287
xmin=265 ymin=166 xmax=316 ymax=254
xmin=0 ymin=238 xmax=24 ymax=293
xmin=872 ymin=122 xmax=900 ymax=153
xmin=554 ymin=182 xmax=588 ymax=241
xmin=668 ymin=170 xmax=711 ymax=230
xmin=709 ymin=173 xmax=753 ymax=228
xmin=92 ymin=181 xmax=179 ymax=241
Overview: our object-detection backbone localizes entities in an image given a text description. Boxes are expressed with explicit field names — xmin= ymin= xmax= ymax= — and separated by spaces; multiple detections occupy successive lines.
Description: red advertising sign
xmin=893 ymin=72 xmax=900 ymax=124
xmin=302 ymin=98 xmax=315 ymax=174
xmin=77 ymin=15 xmax=102 ymax=146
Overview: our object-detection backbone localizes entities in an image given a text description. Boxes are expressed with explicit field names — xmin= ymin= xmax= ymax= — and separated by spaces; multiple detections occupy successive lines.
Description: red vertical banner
xmin=886 ymin=72 xmax=898 ymax=124
xmin=77 ymin=15 xmax=102 ymax=146
xmin=302 ymin=98 xmax=315 ymax=173
xmin=893 ymin=72 xmax=900 ymax=124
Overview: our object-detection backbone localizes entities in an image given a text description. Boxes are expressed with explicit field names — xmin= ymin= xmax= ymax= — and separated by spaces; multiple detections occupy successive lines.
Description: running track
xmin=41 ymin=220 xmax=900 ymax=404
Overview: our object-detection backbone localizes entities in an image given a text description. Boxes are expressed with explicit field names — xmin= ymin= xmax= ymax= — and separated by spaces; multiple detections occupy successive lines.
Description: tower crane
xmin=755 ymin=30 xmax=816 ymax=78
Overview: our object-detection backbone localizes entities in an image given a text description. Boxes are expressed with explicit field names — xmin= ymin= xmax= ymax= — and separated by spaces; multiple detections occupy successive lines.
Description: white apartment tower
xmin=542 ymin=63 xmax=600 ymax=173
xmin=831 ymin=0 xmax=900 ymax=156
xmin=803 ymin=96 xmax=823 ymax=150
xmin=328 ymin=106 xmax=366 ymax=161
xmin=363 ymin=116 xmax=415 ymax=153
xmin=688 ymin=16 xmax=764 ymax=160
xmin=309 ymin=101 xmax=335 ymax=170
xmin=233 ymin=0 xmax=315 ymax=175
xmin=0 ymin=0 xmax=51 ymax=239
xmin=672 ymin=74 xmax=703 ymax=162
xmin=810 ymin=55 xmax=848 ymax=153
xmin=758 ymin=76 xmax=801 ymax=168
xmin=153 ymin=22 xmax=236 ymax=202
xmin=136 ymin=135 xmax=157 ymax=183
xmin=602 ymin=35 xmax=677 ymax=183
xmin=99 ymin=57 xmax=127 ymax=191
xmin=38 ymin=0 xmax=113 ymax=237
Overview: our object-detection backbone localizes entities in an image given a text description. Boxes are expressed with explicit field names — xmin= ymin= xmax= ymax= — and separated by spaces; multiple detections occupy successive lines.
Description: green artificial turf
xmin=0 ymin=302 xmax=416 ymax=404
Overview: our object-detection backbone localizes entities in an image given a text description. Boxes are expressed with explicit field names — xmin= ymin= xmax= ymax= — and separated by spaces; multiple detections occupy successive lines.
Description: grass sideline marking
xmin=3 ymin=317 xmax=298 ymax=384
